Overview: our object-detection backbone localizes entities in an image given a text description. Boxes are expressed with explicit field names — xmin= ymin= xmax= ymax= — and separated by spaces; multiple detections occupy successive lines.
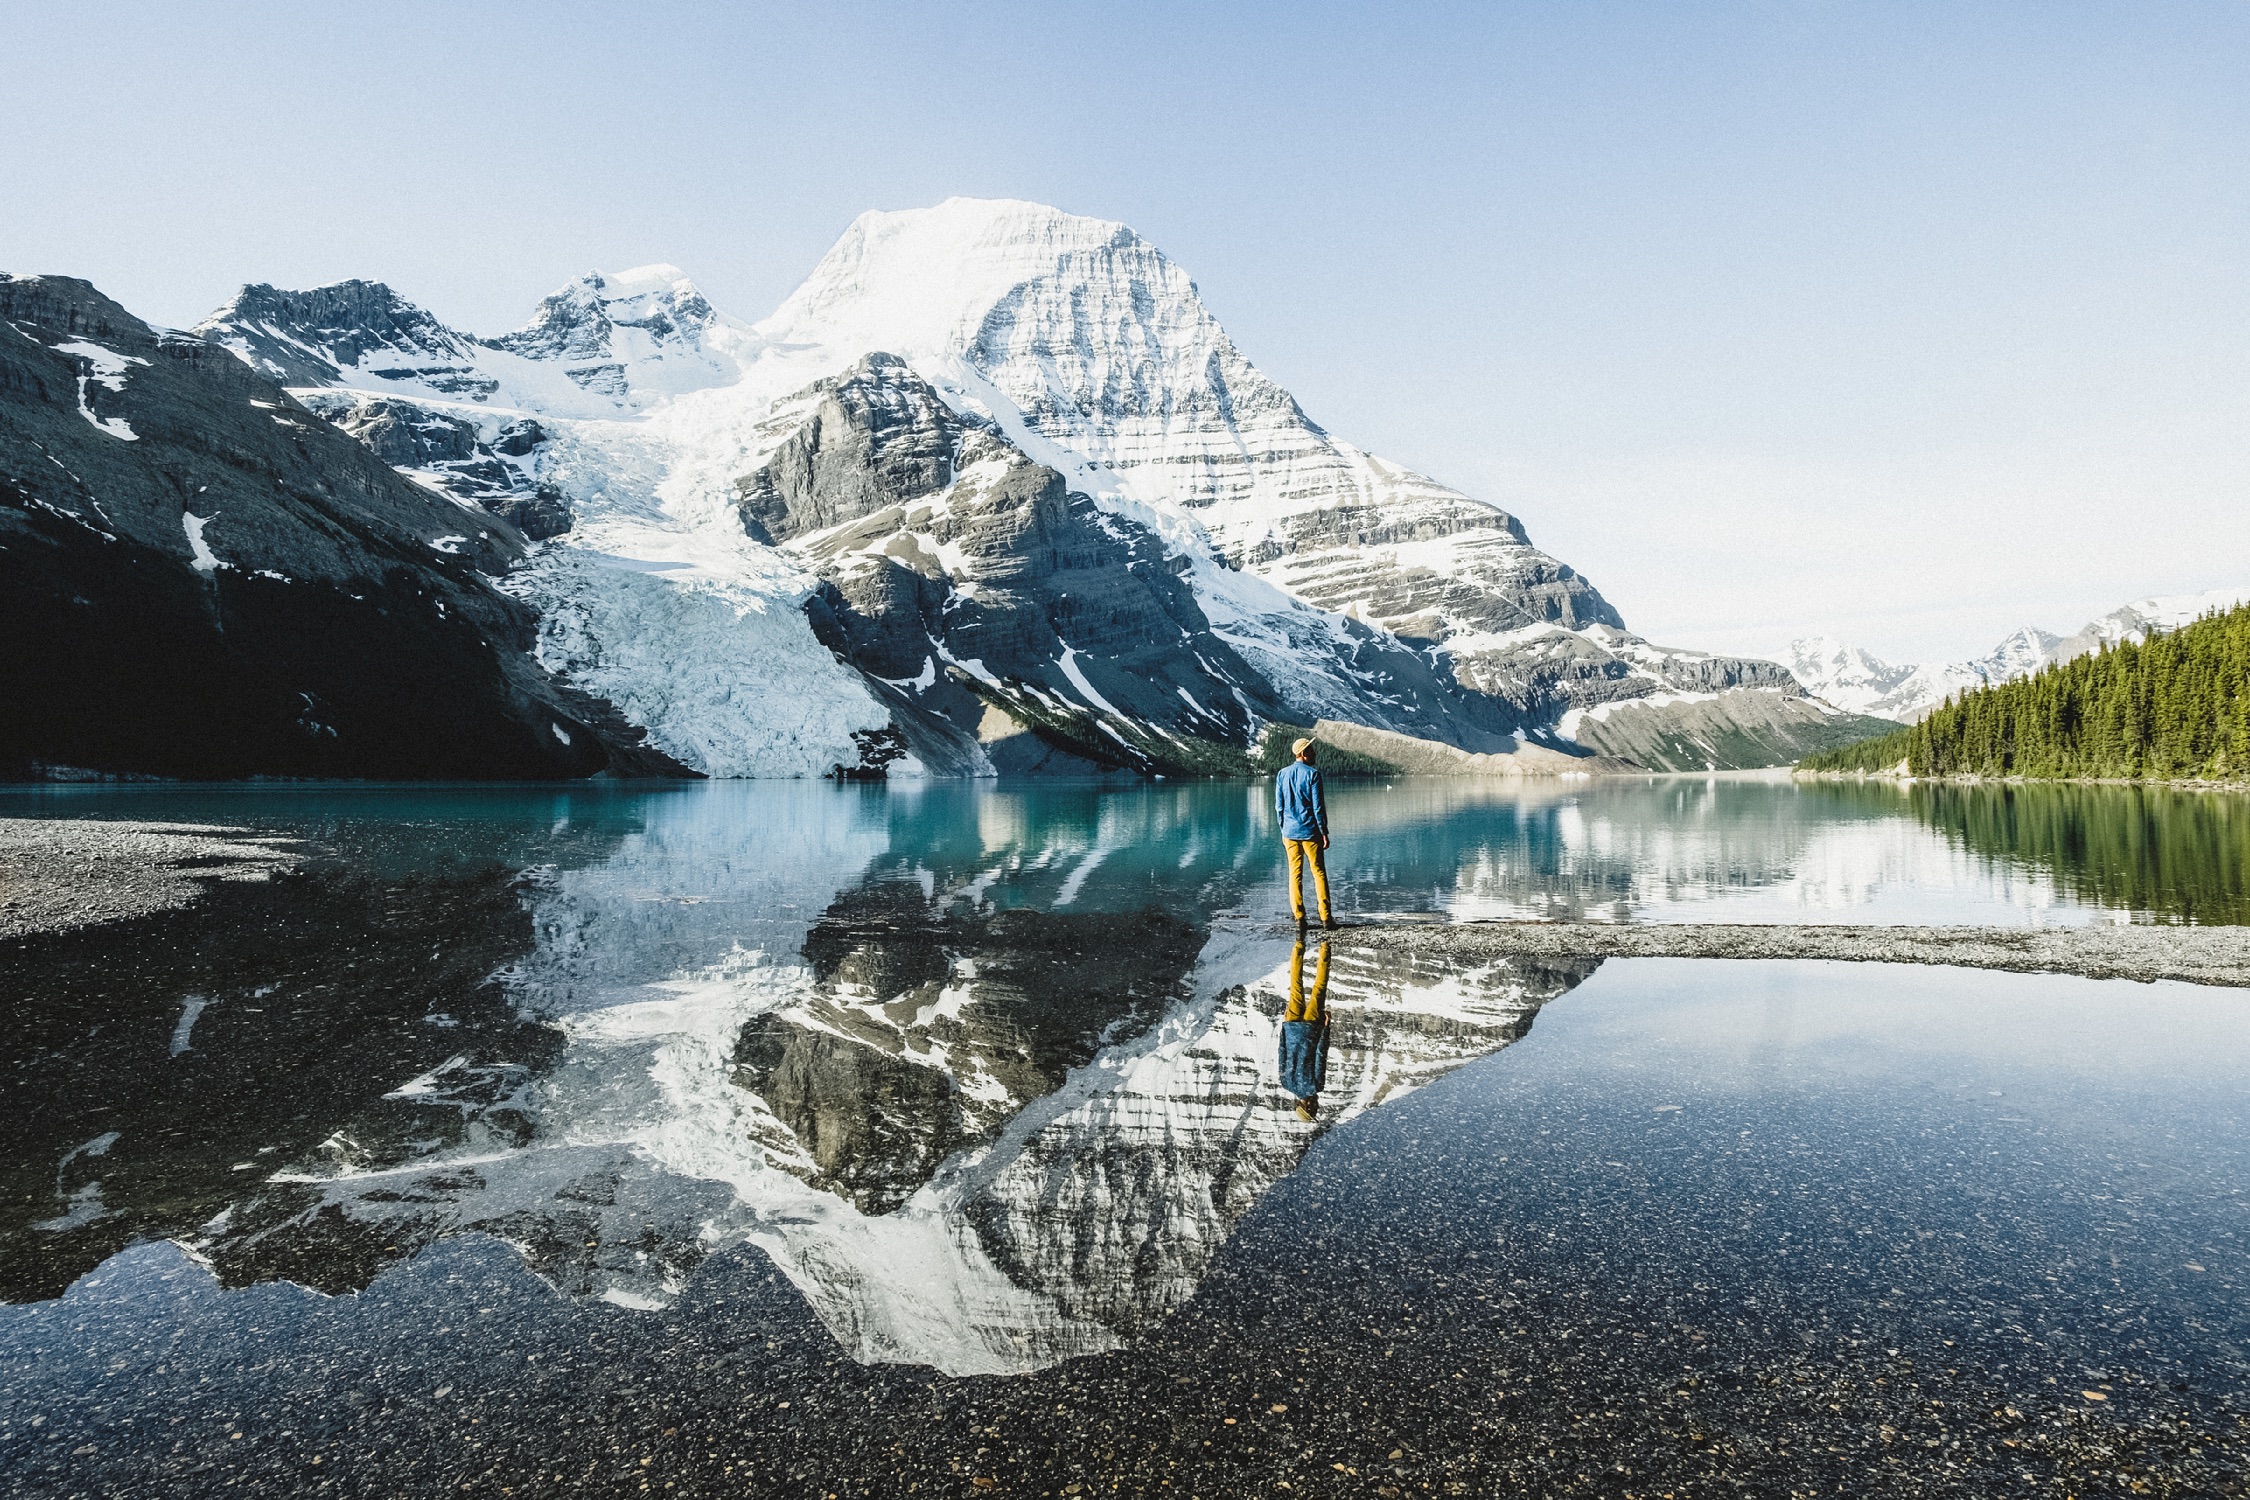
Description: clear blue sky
xmin=7 ymin=1 xmax=2246 ymax=663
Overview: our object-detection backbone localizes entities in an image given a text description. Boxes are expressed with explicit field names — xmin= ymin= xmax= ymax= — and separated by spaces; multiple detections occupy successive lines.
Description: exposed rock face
xmin=0 ymin=275 xmax=682 ymax=779
xmin=191 ymin=279 xmax=499 ymax=395
xmin=1269 ymin=497 xmax=1624 ymax=639
xmin=780 ymin=202 xmax=1631 ymax=648
xmin=757 ymin=200 xmax=1809 ymax=762
xmin=736 ymin=353 xmax=977 ymax=545
xmin=754 ymin=356 xmax=1524 ymax=773
xmin=193 ymin=264 xmax=755 ymax=414
xmin=323 ymin=394 xmax=484 ymax=468
xmin=1452 ymin=623 xmax=1804 ymax=722
xmin=194 ymin=274 xmax=897 ymax=777
xmin=301 ymin=393 xmax=572 ymax=537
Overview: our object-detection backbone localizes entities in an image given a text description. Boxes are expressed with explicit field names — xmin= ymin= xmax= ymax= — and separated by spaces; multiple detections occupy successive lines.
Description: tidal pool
xmin=2 ymin=779 xmax=2246 ymax=1495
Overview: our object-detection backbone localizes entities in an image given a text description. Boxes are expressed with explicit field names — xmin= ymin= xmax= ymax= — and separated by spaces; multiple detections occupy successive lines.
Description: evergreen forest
xmin=1801 ymin=602 xmax=2250 ymax=780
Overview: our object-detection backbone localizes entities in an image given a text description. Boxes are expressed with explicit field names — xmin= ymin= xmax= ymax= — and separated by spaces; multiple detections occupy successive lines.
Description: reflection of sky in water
xmin=8 ymin=774 xmax=2234 ymax=932
xmin=1314 ymin=778 xmax=2126 ymax=927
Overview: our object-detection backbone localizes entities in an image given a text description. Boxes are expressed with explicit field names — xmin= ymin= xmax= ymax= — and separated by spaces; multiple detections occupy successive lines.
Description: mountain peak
xmin=193 ymin=278 xmax=481 ymax=389
xmin=757 ymin=198 xmax=1145 ymax=358
xmin=496 ymin=265 xmax=719 ymax=360
xmin=600 ymin=262 xmax=694 ymax=291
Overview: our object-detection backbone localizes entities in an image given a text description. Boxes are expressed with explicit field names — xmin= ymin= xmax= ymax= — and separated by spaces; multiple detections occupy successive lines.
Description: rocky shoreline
xmin=0 ymin=818 xmax=301 ymax=942
xmin=1325 ymin=916 xmax=2250 ymax=988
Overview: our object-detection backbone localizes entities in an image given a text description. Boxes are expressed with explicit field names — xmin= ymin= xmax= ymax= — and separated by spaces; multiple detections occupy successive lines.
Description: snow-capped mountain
xmin=196 ymin=266 xmax=756 ymax=414
xmin=1783 ymin=638 xmax=1992 ymax=724
xmin=1791 ymin=585 xmax=2250 ymax=722
xmin=2051 ymin=587 xmax=2250 ymax=662
xmin=180 ymin=198 xmax=1845 ymax=776
xmin=0 ymin=274 xmax=685 ymax=781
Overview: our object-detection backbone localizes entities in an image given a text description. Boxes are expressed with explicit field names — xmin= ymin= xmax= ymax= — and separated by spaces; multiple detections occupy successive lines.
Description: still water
xmin=2 ymin=777 xmax=2246 ymax=1495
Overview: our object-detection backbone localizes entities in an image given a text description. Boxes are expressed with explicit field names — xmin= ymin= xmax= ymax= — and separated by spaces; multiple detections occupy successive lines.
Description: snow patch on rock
xmin=57 ymin=338 xmax=146 ymax=441
xmin=181 ymin=511 xmax=224 ymax=573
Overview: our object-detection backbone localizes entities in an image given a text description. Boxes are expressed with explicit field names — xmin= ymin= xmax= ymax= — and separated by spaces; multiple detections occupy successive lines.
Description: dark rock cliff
xmin=0 ymin=275 xmax=687 ymax=780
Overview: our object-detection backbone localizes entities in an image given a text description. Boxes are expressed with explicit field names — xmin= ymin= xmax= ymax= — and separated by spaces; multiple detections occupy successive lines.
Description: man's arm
xmin=1311 ymin=768 xmax=1330 ymax=848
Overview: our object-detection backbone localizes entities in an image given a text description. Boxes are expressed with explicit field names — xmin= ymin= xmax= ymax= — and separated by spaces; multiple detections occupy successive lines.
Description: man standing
xmin=1275 ymin=736 xmax=1334 ymax=930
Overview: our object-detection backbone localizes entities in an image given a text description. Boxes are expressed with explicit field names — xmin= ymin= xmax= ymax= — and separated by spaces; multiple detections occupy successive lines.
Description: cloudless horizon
xmin=7 ymin=0 xmax=2246 ymax=666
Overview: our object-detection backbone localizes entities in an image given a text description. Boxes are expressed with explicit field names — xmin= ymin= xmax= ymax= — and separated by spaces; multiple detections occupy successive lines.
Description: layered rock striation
xmin=743 ymin=354 xmax=1521 ymax=773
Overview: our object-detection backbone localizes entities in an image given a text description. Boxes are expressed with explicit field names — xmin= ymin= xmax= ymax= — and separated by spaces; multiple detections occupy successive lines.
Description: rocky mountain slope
xmin=184 ymin=198 xmax=1843 ymax=775
xmin=1790 ymin=585 xmax=2250 ymax=722
xmin=0 ymin=275 xmax=687 ymax=780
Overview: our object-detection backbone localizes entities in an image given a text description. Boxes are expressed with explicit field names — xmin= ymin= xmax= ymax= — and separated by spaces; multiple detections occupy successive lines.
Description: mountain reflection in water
xmin=6 ymin=775 xmax=2243 ymax=1378
xmin=195 ymin=884 xmax=1587 ymax=1376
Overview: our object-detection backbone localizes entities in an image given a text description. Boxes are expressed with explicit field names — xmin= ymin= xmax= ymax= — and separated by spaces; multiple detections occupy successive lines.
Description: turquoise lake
xmin=2 ymin=776 xmax=2245 ymax=1496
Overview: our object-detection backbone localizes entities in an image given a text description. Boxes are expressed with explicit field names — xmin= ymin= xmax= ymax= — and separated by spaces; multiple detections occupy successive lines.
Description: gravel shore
xmin=1326 ymin=916 xmax=2250 ymax=988
xmin=0 ymin=818 xmax=301 ymax=942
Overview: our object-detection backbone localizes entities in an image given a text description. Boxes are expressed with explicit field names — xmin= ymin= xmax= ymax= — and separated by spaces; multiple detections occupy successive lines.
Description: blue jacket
xmin=1279 ymin=1020 xmax=1329 ymax=1099
xmin=1274 ymin=761 xmax=1328 ymax=842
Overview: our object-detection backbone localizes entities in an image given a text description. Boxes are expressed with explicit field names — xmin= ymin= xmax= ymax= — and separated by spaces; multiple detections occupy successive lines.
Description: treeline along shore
xmin=1799 ymin=601 xmax=2250 ymax=785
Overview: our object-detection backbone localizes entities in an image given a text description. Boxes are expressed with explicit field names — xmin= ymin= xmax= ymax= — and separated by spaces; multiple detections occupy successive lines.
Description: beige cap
xmin=1291 ymin=737 xmax=1314 ymax=758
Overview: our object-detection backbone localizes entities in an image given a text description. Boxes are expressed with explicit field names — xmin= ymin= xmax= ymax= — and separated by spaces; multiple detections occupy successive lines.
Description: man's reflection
xmin=1279 ymin=938 xmax=1331 ymax=1121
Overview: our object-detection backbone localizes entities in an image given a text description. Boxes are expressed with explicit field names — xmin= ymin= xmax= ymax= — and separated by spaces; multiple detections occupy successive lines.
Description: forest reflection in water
xmin=1889 ymin=778 xmax=2250 ymax=924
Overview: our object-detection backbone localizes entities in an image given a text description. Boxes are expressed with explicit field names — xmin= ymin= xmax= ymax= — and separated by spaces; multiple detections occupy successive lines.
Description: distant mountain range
xmin=8 ymin=199 xmax=1900 ymax=779
xmin=1787 ymin=587 xmax=2250 ymax=724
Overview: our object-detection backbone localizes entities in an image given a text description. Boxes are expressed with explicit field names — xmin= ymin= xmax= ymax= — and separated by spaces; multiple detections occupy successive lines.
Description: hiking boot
xmin=1321 ymin=916 xmax=1338 ymax=931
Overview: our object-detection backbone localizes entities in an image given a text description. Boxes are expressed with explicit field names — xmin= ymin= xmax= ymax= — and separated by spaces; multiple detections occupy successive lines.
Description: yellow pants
xmin=1287 ymin=939 xmax=1330 ymax=1022
xmin=1285 ymin=838 xmax=1330 ymax=922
